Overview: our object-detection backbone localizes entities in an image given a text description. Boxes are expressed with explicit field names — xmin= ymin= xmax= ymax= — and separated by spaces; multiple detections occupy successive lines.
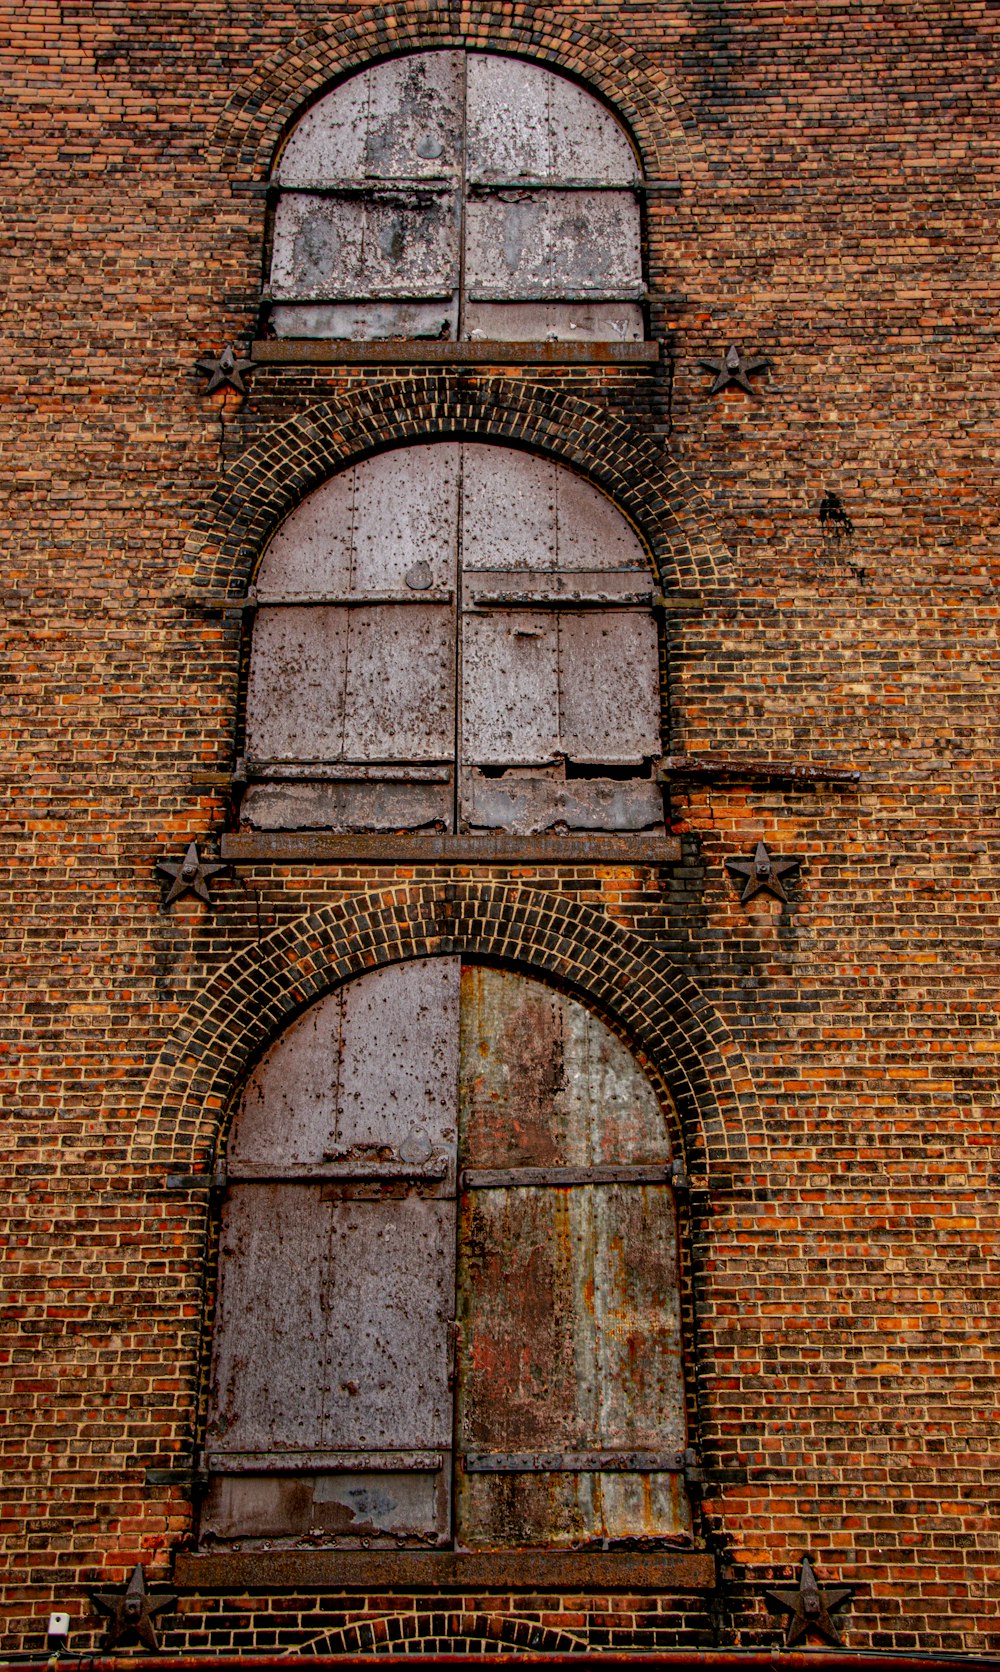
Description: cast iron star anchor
xmin=726 ymin=839 xmax=799 ymax=905
xmin=700 ymin=343 xmax=769 ymax=395
xmin=157 ymin=841 xmax=227 ymax=905
xmin=91 ymin=1563 xmax=177 ymax=1652
xmin=765 ymin=1553 xmax=853 ymax=1646
xmin=196 ymin=343 xmax=254 ymax=395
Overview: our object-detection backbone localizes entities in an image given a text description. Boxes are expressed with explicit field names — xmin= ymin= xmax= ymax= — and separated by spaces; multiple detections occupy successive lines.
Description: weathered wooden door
xmin=203 ymin=959 xmax=688 ymax=1549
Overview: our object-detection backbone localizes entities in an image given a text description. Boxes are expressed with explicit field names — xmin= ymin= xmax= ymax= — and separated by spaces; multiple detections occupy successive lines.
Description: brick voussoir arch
xmin=301 ymin=1610 xmax=587 ymax=1655
xmin=186 ymin=379 xmax=732 ymax=597
xmin=144 ymin=883 xmax=754 ymax=1173
xmin=208 ymin=1 xmax=701 ymax=183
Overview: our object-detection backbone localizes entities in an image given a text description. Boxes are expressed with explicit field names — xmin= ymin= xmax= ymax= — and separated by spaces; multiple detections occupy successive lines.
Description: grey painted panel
xmin=201 ymin=1469 xmax=446 ymax=1543
xmin=240 ymin=780 xmax=451 ymax=834
xmin=350 ymin=445 xmax=460 ymax=593
xmin=461 ymin=445 xmax=557 ymax=572
xmin=466 ymin=55 xmax=638 ymax=184
xmin=207 ymin=1184 xmax=331 ymax=1454
xmin=323 ymin=1198 xmax=455 ymax=1451
xmin=457 ymin=967 xmax=670 ymax=1171
xmin=257 ymin=445 xmax=460 ymax=599
xmin=277 ymin=52 xmax=463 ymax=185
xmin=464 ymin=300 xmax=643 ymax=343
xmin=343 ymin=604 xmax=454 ymax=760
xmin=335 ymin=958 xmax=460 ymax=1173
xmin=245 ymin=607 xmax=348 ymax=761
xmin=559 ymin=611 xmax=661 ymax=763
xmin=461 ymin=611 xmax=559 ymax=766
xmin=270 ymin=298 xmax=460 ymax=341
xmin=555 ymin=467 xmax=649 ymax=573
xmin=270 ymin=192 xmax=459 ymax=301
xmin=228 ymin=991 xmax=342 ymax=1173
xmin=464 ymin=192 xmax=641 ymax=298
xmin=460 ymin=769 xmax=663 ymax=835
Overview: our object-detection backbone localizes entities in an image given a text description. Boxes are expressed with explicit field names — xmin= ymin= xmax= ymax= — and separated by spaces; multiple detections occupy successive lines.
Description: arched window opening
xmin=240 ymin=443 xmax=665 ymax=837
xmin=268 ymin=52 xmax=644 ymax=343
xmin=202 ymin=959 xmax=691 ymax=1551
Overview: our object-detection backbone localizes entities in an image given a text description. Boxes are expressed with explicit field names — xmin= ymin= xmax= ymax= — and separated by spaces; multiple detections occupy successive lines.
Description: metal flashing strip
xmin=174 ymin=1549 xmax=716 ymax=1593
xmin=251 ymin=338 xmax=660 ymax=366
xmin=221 ymin=833 xmax=682 ymax=864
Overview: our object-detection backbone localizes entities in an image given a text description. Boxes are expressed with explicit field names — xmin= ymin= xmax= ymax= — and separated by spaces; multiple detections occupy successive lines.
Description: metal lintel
xmin=250 ymin=339 xmax=660 ymax=366
xmin=220 ymin=833 xmax=682 ymax=864
xmin=464 ymin=1449 xmax=684 ymax=1473
xmin=462 ymin=1164 xmax=671 ymax=1189
xmin=660 ymin=754 xmax=861 ymax=786
xmin=173 ymin=1548 xmax=716 ymax=1593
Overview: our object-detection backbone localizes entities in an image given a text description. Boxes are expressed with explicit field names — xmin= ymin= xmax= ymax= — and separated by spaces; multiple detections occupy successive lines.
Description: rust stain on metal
xmin=175 ymin=1549 xmax=716 ymax=1592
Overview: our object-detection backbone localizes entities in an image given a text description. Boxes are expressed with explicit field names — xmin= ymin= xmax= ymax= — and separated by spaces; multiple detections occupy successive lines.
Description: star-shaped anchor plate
xmin=726 ymin=839 xmax=799 ymax=904
xmin=700 ymin=343 xmax=769 ymax=395
xmin=157 ymin=840 xmax=227 ymax=905
xmin=91 ymin=1562 xmax=177 ymax=1652
xmin=196 ymin=342 xmax=254 ymax=394
xmin=765 ymin=1554 xmax=853 ymax=1646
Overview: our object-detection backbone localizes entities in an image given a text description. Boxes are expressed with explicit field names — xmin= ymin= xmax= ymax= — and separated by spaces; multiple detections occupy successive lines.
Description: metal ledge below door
xmin=251 ymin=338 xmax=660 ymax=366
xmin=174 ymin=1548 xmax=715 ymax=1592
xmin=221 ymin=833 xmax=682 ymax=864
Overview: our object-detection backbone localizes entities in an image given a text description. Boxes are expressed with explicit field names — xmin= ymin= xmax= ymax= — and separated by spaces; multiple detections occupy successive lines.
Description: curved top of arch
xmin=207 ymin=2 xmax=699 ymax=183
xmin=256 ymin=442 xmax=651 ymax=597
xmin=186 ymin=378 xmax=732 ymax=597
xmin=276 ymin=51 xmax=641 ymax=187
xmin=140 ymin=881 xmax=755 ymax=1177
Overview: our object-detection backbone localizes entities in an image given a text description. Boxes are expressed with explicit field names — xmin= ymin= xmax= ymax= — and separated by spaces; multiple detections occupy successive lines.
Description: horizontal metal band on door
xmin=463 ymin=1450 xmax=686 ymax=1473
xmin=461 ymin=1164 xmax=672 ymax=1189
xmin=206 ymin=1450 xmax=445 ymax=1473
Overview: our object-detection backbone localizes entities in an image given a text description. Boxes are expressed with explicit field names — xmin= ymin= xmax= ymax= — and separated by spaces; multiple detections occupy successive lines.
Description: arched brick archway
xmin=143 ymin=882 xmax=754 ymax=1176
xmin=207 ymin=1 xmax=701 ymax=183
xmin=186 ymin=378 xmax=732 ymax=599
xmin=301 ymin=1610 xmax=587 ymax=1655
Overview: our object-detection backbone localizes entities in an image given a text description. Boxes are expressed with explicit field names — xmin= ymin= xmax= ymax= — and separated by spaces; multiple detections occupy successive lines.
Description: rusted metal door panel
xmin=277 ymin=52 xmax=464 ymax=186
xmin=207 ymin=1183 xmax=331 ymax=1456
xmin=343 ymin=604 xmax=454 ymax=761
xmin=239 ymin=779 xmax=451 ymax=834
xmin=464 ymin=299 xmax=644 ymax=343
xmin=461 ymin=445 xmax=557 ymax=572
xmin=458 ymin=967 xmax=670 ymax=1170
xmin=270 ymin=192 xmax=460 ymax=302
xmin=461 ymin=611 xmax=559 ymax=767
xmin=464 ymin=193 xmax=642 ymax=299
xmin=455 ymin=1181 xmax=686 ymax=1546
xmin=460 ymin=769 xmax=663 ymax=835
xmin=335 ymin=957 xmax=460 ymax=1179
xmin=350 ymin=444 xmax=460 ymax=594
xmin=465 ymin=55 xmax=638 ymax=184
xmin=246 ymin=607 xmax=348 ymax=762
xmin=559 ymin=612 xmax=661 ymax=764
xmin=324 ymin=1198 xmax=455 ymax=1451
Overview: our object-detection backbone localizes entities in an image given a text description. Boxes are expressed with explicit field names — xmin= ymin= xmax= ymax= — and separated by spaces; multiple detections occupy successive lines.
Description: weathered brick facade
xmin=2 ymin=0 xmax=997 ymax=1661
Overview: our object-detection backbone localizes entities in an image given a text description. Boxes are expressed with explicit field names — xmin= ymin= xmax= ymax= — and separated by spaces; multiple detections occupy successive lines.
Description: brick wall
xmin=1 ymin=0 xmax=997 ymax=1658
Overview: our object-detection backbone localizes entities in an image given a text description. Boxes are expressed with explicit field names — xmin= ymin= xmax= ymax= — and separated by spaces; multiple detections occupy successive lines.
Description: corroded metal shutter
xmin=454 ymin=967 xmax=690 ymax=1548
xmin=203 ymin=958 xmax=461 ymax=1546
xmin=242 ymin=446 xmax=460 ymax=833
xmin=269 ymin=52 xmax=643 ymax=343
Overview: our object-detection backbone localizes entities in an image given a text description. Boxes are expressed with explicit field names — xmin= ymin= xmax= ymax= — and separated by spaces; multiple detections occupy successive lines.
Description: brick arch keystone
xmin=207 ymin=1 xmax=702 ymax=183
xmin=185 ymin=378 xmax=732 ymax=598
xmin=143 ymin=883 xmax=754 ymax=1175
